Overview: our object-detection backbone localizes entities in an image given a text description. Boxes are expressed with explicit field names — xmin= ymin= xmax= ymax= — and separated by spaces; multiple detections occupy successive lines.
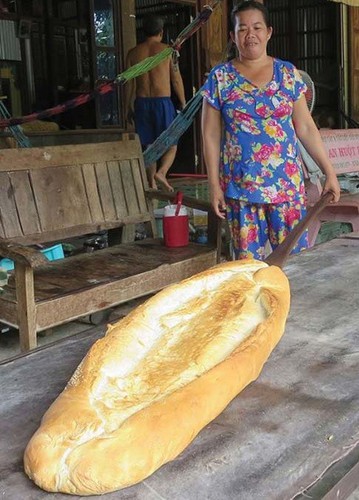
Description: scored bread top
xmin=24 ymin=260 xmax=290 ymax=495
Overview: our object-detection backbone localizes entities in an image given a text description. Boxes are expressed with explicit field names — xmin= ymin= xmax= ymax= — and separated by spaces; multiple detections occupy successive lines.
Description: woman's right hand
xmin=210 ymin=185 xmax=227 ymax=219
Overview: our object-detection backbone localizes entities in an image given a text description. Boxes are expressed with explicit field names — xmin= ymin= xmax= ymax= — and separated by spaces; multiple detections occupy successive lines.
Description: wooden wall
xmin=196 ymin=0 xmax=228 ymax=81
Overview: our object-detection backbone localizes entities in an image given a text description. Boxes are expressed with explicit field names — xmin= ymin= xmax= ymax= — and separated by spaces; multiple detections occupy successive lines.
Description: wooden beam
xmin=15 ymin=263 xmax=37 ymax=352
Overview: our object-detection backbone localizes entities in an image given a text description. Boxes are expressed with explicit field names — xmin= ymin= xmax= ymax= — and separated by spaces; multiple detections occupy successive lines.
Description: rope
xmin=0 ymin=100 xmax=31 ymax=147
xmin=0 ymin=82 xmax=115 ymax=128
xmin=172 ymin=3 xmax=218 ymax=50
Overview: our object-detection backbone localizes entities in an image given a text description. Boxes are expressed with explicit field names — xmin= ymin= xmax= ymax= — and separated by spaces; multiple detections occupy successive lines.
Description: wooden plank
xmin=81 ymin=163 xmax=104 ymax=223
xmin=2 ymin=241 xmax=215 ymax=302
xmin=5 ymin=272 xmax=66 ymax=302
xmin=131 ymin=158 xmax=149 ymax=214
xmin=31 ymin=240 xmax=211 ymax=292
xmin=322 ymin=458 xmax=359 ymax=500
xmin=107 ymin=160 xmax=128 ymax=218
xmin=14 ymin=263 xmax=37 ymax=351
xmin=35 ymin=250 xmax=217 ymax=330
xmin=0 ymin=172 xmax=23 ymax=238
xmin=137 ymin=154 xmax=157 ymax=235
xmin=1 ymin=214 xmax=152 ymax=246
xmin=120 ymin=159 xmax=140 ymax=215
xmin=120 ymin=225 xmax=136 ymax=243
xmin=31 ymin=166 xmax=92 ymax=231
xmin=95 ymin=162 xmax=117 ymax=221
xmin=0 ymin=303 xmax=18 ymax=328
xmin=0 ymin=139 xmax=142 ymax=171
xmin=9 ymin=170 xmax=42 ymax=236
xmin=32 ymin=253 xmax=153 ymax=298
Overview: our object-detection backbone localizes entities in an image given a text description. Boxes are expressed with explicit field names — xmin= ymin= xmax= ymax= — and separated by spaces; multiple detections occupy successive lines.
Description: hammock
xmin=0 ymin=100 xmax=31 ymax=147
xmin=143 ymin=86 xmax=204 ymax=166
xmin=0 ymin=2 xmax=219 ymax=129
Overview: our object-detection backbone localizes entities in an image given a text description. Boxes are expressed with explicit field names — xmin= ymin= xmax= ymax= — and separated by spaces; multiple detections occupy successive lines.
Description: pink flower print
xmin=285 ymin=206 xmax=301 ymax=226
xmin=261 ymin=165 xmax=274 ymax=178
xmin=244 ymin=211 xmax=255 ymax=223
xmin=232 ymin=108 xmax=248 ymax=122
xmin=233 ymin=112 xmax=260 ymax=134
xmin=228 ymin=88 xmax=247 ymax=102
xmin=264 ymin=121 xmax=285 ymax=139
xmin=247 ymin=224 xmax=258 ymax=243
xmin=284 ymin=161 xmax=299 ymax=177
xmin=255 ymin=103 xmax=270 ymax=118
xmin=265 ymin=81 xmax=280 ymax=96
xmin=278 ymin=178 xmax=291 ymax=190
xmin=253 ymin=144 xmax=273 ymax=163
xmin=243 ymin=182 xmax=259 ymax=193
xmin=262 ymin=186 xmax=287 ymax=204
xmin=282 ymin=69 xmax=294 ymax=90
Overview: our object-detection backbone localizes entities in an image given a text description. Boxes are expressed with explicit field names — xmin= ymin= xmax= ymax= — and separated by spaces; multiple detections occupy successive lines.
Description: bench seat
xmin=1 ymin=239 xmax=216 ymax=334
xmin=0 ymin=135 xmax=221 ymax=353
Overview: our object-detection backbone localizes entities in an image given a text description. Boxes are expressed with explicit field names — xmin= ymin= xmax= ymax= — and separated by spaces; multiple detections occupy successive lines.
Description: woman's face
xmin=231 ymin=8 xmax=272 ymax=60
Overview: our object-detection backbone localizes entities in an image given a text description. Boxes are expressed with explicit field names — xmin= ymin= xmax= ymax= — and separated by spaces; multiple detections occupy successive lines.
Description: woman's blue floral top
xmin=202 ymin=58 xmax=307 ymax=204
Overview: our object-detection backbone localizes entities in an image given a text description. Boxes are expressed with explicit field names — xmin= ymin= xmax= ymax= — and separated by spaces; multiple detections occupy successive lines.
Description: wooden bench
xmin=304 ymin=128 xmax=359 ymax=246
xmin=0 ymin=135 xmax=221 ymax=353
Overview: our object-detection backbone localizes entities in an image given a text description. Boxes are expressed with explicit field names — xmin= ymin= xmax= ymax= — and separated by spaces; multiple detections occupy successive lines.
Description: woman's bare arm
xmin=292 ymin=96 xmax=341 ymax=202
xmin=201 ymin=100 xmax=226 ymax=218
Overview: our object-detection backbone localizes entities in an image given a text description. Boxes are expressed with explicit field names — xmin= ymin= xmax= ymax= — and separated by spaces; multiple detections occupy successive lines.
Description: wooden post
xmin=15 ymin=263 xmax=37 ymax=352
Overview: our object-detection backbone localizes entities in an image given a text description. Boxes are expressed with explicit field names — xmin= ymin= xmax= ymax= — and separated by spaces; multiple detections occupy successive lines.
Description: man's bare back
xmin=127 ymin=40 xmax=172 ymax=98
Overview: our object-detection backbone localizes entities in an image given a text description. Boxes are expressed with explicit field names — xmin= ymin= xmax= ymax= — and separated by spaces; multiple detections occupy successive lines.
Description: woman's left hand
xmin=323 ymin=174 xmax=341 ymax=203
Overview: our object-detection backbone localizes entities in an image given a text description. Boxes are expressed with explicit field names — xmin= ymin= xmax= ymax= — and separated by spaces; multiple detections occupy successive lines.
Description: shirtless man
xmin=125 ymin=15 xmax=186 ymax=191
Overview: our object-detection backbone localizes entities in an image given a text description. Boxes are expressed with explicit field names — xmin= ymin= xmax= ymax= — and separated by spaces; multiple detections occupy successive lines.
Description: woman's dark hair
xmin=231 ymin=1 xmax=271 ymax=29
xmin=143 ymin=14 xmax=164 ymax=37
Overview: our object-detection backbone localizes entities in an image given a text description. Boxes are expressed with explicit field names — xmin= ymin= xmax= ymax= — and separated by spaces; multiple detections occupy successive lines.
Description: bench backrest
xmin=0 ymin=134 xmax=154 ymax=245
xmin=320 ymin=128 xmax=359 ymax=175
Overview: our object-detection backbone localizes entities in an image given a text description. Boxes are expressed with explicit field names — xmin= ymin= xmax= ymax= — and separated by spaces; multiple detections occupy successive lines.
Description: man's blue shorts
xmin=134 ymin=97 xmax=176 ymax=148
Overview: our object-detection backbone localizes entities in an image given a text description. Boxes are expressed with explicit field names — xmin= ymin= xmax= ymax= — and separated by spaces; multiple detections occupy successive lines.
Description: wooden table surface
xmin=1 ymin=237 xmax=359 ymax=500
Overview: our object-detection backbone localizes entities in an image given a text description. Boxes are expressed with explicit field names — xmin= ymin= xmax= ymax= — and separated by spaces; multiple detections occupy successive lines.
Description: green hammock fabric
xmin=143 ymin=86 xmax=204 ymax=167
xmin=118 ymin=48 xmax=174 ymax=83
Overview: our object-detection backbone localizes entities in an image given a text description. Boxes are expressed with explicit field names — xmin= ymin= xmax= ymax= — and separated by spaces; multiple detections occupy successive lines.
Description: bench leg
xmin=350 ymin=219 xmax=359 ymax=232
xmin=307 ymin=218 xmax=322 ymax=247
xmin=15 ymin=263 xmax=37 ymax=352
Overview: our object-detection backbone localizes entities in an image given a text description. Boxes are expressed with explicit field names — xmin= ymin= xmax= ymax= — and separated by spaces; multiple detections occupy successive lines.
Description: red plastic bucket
xmin=163 ymin=214 xmax=189 ymax=248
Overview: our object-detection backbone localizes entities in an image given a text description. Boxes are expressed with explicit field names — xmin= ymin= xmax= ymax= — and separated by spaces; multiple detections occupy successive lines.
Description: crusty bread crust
xmin=24 ymin=260 xmax=290 ymax=495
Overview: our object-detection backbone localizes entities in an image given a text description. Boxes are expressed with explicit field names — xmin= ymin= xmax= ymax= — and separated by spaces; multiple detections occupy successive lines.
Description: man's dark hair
xmin=143 ymin=14 xmax=164 ymax=38
xmin=231 ymin=1 xmax=271 ymax=29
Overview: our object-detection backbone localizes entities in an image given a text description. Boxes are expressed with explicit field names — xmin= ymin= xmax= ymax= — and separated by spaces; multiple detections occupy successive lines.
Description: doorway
xmin=134 ymin=0 xmax=199 ymax=174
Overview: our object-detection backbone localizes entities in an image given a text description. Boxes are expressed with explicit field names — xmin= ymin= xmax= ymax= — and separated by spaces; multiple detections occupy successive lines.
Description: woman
xmin=201 ymin=0 xmax=340 ymax=260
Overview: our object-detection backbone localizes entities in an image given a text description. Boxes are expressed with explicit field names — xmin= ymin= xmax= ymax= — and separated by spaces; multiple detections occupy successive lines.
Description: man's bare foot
xmin=155 ymin=172 xmax=174 ymax=192
xmin=148 ymin=179 xmax=158 ymax=190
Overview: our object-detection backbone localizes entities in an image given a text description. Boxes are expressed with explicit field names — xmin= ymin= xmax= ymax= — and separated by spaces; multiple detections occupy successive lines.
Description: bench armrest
xmin=145 ymin=190 xmax=213 ymax=212
xmin=0 ymin=238 xmax=49 ymax=268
